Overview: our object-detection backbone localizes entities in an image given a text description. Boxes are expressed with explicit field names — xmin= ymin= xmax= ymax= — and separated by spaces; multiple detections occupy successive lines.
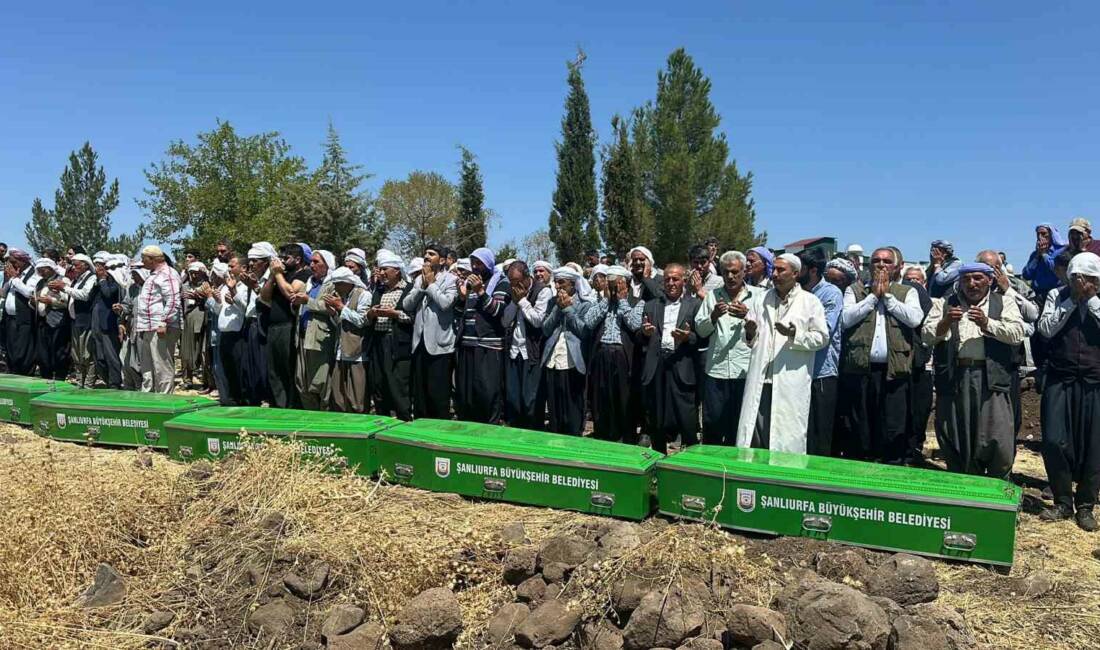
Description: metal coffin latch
xmin=802 ymin=513 xmax=832 ymax=538
xmin=483 ymin=478 xmax=506 ymax=493
xmin=942 ymin=531 xmax=977 ymax=555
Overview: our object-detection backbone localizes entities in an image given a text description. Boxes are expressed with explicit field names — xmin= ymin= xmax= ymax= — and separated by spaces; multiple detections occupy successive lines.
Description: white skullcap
xmin=606 ymin=265 xmax=631 ymax=279
xmin=376 ymin=250 xmax=403 ymax=269
xmin=34 ymin=258 xmax=59 ymax=272
xmin=344 ymin=247 xmax=367 ymax=268
xmin=247 ymin=242 xmax=277 ymax=260
xmin=187 ymin=261 xmax=209 ymax=274
xmin=533 ymin=260 xmax=553 ymax=272
xmin=778 ymin=253 xmax=802 ymax=273
xmin=565 ymin=261 xmax=583 ymax=274
xmin=456 ymin=258 xmax=472 ymax=272
xmin=407 ymin=257 xmax=425 ymax=275
xmin=141 ymin=245 xmax=164 ymax=258
xmin=591 ymin=263 xmax=610 ymax=277
xmin=375 ymin=248 xmax=396 ymax=266
xmin=210 ymin=261 xmax=229 ymax=278
xmin=1069 ymin=252 xmax=1100 ymax=279
xmin=108 ymin=254 xmax=129 ymax=268
xmin=628 ymin=246 xmax=655 ymax=264
xmin=71 ymin=254 xmax=94 ymax=267
xmin=329 ymin=266 xmax=365 ymax=289
xmin=92 ymin=250 xmax=110 ymax=264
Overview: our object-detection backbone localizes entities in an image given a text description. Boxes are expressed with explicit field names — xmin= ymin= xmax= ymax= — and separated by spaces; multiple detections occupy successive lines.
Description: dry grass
xmin=1 ymin=423 xmax=1098 ymax=649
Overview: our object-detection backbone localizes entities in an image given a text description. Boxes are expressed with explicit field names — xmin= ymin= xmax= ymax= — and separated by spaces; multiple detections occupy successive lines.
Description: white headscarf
xmin=344 ymin=247 xmax=368 ymax=269
xmin=606 ymin=265 xmax=631 ymax=279
xmin=187 ymin=261 xmax=209 ymax=275
xmin=310 ymin=250 xmax=336 ymax=290
xmin=34 ymin=258 xmax=61 ymax=274
xmin=70 ymin=253 xmax=94 ymax=269
xmin=376 ymin=250 xmax=407 ymax=283
xmin=591 ymin=263 xmax=610 ymax=277
xmin=552 ymin=266 xmax=597 ymax=303
xmin=210 ymin=261 xmax=230 ymax=279
xmin=328 ymin=266 xmax=366 ymax=291
xmin=628 ymin=246 xmax=655 ymax=266
xmin=533 ymin=260 xmax=553 ymax=274
xmin=456 ymin=258 xmax=472 ymax=273
xmin=407 ymin=256 xmax=425 ymax=276
xmin=1069 ymin=252 xmax=1100 ymax=279
xmin=92 ymin=251 xmax=110 ymax=265
xmin=248 ymin=241 xmax=277 ymax=260
xmin=108 ymin=254 xmax=132 ymax=289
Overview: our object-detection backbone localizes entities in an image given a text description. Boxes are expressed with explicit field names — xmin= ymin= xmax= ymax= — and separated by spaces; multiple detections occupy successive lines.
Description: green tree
xmin=377 ymin=171 xmax=459 ymax=259
xmin=521 ymin=228 xmax=557 ymax=266
xmin=138 ymin=120 xmax=309 ymax=254
xmin=454 ymin=146 xmax=488 ymax=255
xmin=24 ymin=142 xmax=146 ymax=254
xmin=600 ymin=114 xmax=652 ymax=260
xmin=290 ymin=122 xmax=383 ymax=254
xmin=495 ymin=241 xmax=519 ymax=261
xmin=548 ymin=50 xmax=599 ymax=264
xmin=633 ymin=49 xmax=761 ymax=262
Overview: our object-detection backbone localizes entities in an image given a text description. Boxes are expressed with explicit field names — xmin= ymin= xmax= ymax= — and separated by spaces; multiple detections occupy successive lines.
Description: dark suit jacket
xmin=640 ymin=294 xmax=701 ymax=386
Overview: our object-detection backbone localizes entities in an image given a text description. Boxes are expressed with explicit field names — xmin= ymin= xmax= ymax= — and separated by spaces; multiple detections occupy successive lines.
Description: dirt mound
xmin=0 ymin=423 xmax=1097 ymax=649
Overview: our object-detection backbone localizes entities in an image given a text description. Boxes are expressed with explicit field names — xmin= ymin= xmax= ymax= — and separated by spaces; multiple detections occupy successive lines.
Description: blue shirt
xmin=811 ymin=279 xmax=843 ymax=378
xmin=1022 ymin=246 xmax=1065 ymax=296
xmin=584 ymin=298 xmax=644 ymax=344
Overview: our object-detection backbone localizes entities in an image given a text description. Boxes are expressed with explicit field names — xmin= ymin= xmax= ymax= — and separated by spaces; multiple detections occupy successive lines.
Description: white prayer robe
xmin=736 ymin=284 xmax=830 ymax=454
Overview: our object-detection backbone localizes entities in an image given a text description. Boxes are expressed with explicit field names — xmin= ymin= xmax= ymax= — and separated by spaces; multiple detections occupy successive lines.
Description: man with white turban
xmin=501 ymin=260 xmax=553 ymax=429
xmin=181 ymin=261 xmax=211 ymax=391
xmin=404 ymin=242 xmax=458 ymax=419
xmin=33 ymin=258 xmax=72 ymax=379
xmin=837 ymin=246 xmax=925 ymax=463
xmin=210 ymin=254 xmax=247 ymax=405
xmin=1037 ymin=251 xmax=1100 ymax=531
xmin=583 ymin=264 xmax=646 ymax=442
xmin=326 ymin=267 xmax=371 ymax=413
xmin=88 ymin=252 xmax=124 ymax=388
xmin=540 ymin=266 xmax=596 ymax=435
xmin=293 ymin=250 xmax=338 ymax=410
xmin=56 ymin=252 xmax=98 ymax=387
xmin=825 ymin=257 xmax=858 ymax=294
xmin=627 ymin=245 xmax=665 ymax=440
xmin=924 ymin=261 xmax=1025 ymax=480
xmin=368 ymin=250 xmax=414 ymax=419
xmin=134 ymin=245 xmax=182 ymax=393
xmin=118 ymin=261 xmax=150 ymax=390
xmin=455 ymin=247 xmax=512 ymax=423
xmin=736 ymin=253 xmax=830 ymax=454
xmin=2 ymin=249 xmax=39 ymax=374
xmin=238 ymin=243 xmax=275 ymax=404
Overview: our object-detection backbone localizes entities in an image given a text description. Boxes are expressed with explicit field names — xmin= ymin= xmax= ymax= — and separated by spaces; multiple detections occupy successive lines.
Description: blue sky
xmin=2 ymin=1 xmax=1097 ymax=268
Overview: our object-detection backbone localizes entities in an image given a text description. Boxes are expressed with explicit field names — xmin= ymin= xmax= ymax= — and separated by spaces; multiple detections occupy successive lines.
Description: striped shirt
xmin=461 ymin=281 xmax=510 ymax=350
xmin=134 ymin=263 xmax=182 ymax=332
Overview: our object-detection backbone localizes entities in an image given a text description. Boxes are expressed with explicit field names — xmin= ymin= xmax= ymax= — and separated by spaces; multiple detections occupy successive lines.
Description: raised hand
xmin=641 ymin=313 xmax=656 ymax=337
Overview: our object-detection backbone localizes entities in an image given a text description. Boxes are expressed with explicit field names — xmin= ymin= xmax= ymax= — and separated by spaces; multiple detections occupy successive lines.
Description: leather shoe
xmin=1040 ymin=504 xmax=1074 ymax=522
xmin=1077 ymin=509 xmax=1099 ymax=532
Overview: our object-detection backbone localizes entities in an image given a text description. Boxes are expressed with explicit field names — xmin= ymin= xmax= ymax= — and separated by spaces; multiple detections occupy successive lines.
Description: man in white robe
xmin=736 ymin=254 xmax=830 ymax=454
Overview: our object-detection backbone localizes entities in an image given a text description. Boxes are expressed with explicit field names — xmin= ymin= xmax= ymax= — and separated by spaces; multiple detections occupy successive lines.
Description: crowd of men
xmin=3 ymin=218 xmax=1100 ymax=531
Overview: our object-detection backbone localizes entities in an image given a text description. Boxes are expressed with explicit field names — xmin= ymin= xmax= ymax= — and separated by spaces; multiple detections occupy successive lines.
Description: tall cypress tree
xmin=454 ymin=146 xmax=487 ymax=255
xmin=600 ymin=114 xmax=651 ymax=260
xmin=292 ymin=122 xmax=378 ymax=254
xmin=634 ymin=49 xmax=761 ymax=262
xmin=548 ymin=50 xmax=599 ymax=264
xmin=24 ymin=142 xmax=145 ymax=254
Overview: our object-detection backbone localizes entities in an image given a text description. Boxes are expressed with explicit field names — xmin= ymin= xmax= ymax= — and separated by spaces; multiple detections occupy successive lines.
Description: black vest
xmin=502 ymin=280 xmax=546 ymax=361
xmin=71 ymin=271 xmax=96 ymax=330
xmin=933 ymin=292 xmax=1014 ymax=393
xmin=1046 ymin=287 xmax=1100 ymax=383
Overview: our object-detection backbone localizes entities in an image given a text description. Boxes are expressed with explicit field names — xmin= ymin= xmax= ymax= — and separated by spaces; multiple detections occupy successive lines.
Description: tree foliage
xmin=138 ymin=120 xmax=309 ymax=254
xmin=289 ymin=122 xmax=383 ymax=255
xmin=24 ymin=142 xmax=145 ymax=255
xmin=454 ymin=146 xmax=488 ymax=256
xmin=377 ymin=171 xmax=459 ymax=259
xmin=548 ymin=50 xmax=599 ymax=264
xmin=495 ymin=241 xmax=519 ymax=261
xmin=600 ymin=114 xmax=652 ymax=260
xmin=632 ymin=49 xmax=761 ymax=263
xmin=521 ymin=229 xmax=557 ymax=266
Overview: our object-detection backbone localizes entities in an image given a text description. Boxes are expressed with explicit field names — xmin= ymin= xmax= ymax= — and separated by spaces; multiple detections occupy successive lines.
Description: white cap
xmin=846 ymin=244 xmax=864 ymax=254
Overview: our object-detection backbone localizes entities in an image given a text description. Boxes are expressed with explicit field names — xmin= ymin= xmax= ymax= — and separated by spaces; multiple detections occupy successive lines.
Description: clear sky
xmin=2 ymin=1 xmax=1098 ymax=269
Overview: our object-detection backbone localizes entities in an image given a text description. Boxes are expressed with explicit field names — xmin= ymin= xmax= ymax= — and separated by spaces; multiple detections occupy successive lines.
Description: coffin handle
xmin=802 ymin=514 xmax=832 ymax=534
xmin=943 ymin=532 xmax=977 ymax=552
xmin=681 ymin=495 xmax=706 ymax=512
xmin=590 ymin=492 xmax=615 ymax=509
xmin=483 ymin=478 xmax=507 ymax=493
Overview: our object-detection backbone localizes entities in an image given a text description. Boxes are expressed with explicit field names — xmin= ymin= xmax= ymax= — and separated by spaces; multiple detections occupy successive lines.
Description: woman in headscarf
xmin=455 ymin=247 xmax=512 ymax=423
xmin=326 ymin=267 xmax=371 ymax=413
xmin=180 ymin=262 xmax=210 ymax=390
xmin=294 ymin=250 xmax=337 ymax=410
xmin=926 ymin=239 xmax=963 ymax=299
xmin=745 ymin=247 xmax=774 ymax=289
xmin=33 ymin=258 xmax=72 ymax=379
xmin=368 ymin=251 xmax=413 ymax=419
xmin=540 ymin=266 xmax=597 ymax=435
xmin=2 ymin=248 xmax=40 ymax=375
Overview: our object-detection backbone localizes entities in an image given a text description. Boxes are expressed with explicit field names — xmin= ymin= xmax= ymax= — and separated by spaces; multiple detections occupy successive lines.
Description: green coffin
xmin=164 ymin=406 xmax=398 ymax=475
xmin=31 ymin=390 xmax=216 ymax=448
xmin=0 ymin=376 xmax=76 ymax=425
xmin=657 ymin=446 xmax=1022 ymax=567
xmin=375 ymin=419 xmax=662 ymax=520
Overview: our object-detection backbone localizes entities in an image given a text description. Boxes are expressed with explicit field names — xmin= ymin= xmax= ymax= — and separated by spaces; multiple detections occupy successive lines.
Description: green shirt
xmin=694 ymin=284 xmax=763 ymax=380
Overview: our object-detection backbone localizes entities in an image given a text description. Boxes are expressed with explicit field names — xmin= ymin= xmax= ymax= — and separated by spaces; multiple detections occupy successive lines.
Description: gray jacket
xmin=540 ymin=300 xmax=594 ymax=374
xmin=403 ymin=271 xmax=458 ymax=356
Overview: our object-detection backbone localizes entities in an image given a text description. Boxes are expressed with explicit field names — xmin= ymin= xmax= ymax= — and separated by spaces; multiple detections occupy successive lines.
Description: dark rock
xmin=539 ymin=535 xmax=597 ymax=570
xmin=76 ymin=563 xmax=127 ymax=608
xmin=598 ymin=523 xmax=642 ymax=559
xmin=502 ymin=522 xmax=528 ymax=545
xmin=284 ymin=563 xmax=331 ymax=600
xmin=751 ymin=642 xmax=786 ymax=650
xmin=140 ymin=610 xmax=175 ymax=634
xmin=542 ymin=561 xmax=571 ymax=584
xmin=329 ymin=621 xmax=388 ymax=650
xmin=577 ymin=619 xmax=623 ymax=650
xmin=676 ymin=638 xmax=723 ymax=650
xmin=866 ymin=554 xmax=939 ymax=606
xmin=906 ymin=603 xmax=978 ymax=650
xmin=870 ymin=597 xmax=905 ymax=624
xmin=247 ymin=564 xmax=266 ymax=586
xmin=544 ymin=582 xmax=564 ymax=601
xmin=514 ymin=600 xmax=581 ymax=648
xmin=1008 ymin=570 xmax=1054 ymax=597
xmin=724 ymin=604 xmax=787 ymax=647
xmin=486 ymin=603 xmax=530 ymax=645
xmin=517 ymin=576 xmax=548 ymax=603
xmin=610 ymin=577 xmax=651 ymax=617
xmin=814 ymin=549 xmax=875 ymax=586
xmin=183 ymin=460 xmax=214 ymax=481
xmin=248 ymin=600 xmax=295 ymax=637
xmin=504 ymin=546 xmax=540 ymax=585
xmin=891 ymin=614 xmax=949 ymax=650
xmin=321 ymin=604 xmax=366 ymax=641
xmin=774 ymin=574 xmax=890 ymax=650
xmin=622 ymin=588 xmax=705 ymax=650
xmin=389 ymin=587 xmax=463 ymax=649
